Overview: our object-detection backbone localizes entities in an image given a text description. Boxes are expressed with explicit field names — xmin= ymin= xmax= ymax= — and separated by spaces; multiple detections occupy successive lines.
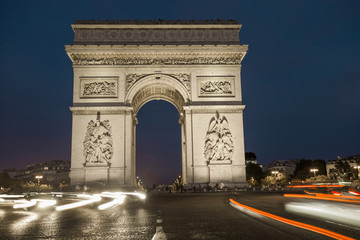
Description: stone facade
xmin=266 ymin=160 xmax=297 ymax=177
xmin=66 ymin=20 xmax=248 ymax=187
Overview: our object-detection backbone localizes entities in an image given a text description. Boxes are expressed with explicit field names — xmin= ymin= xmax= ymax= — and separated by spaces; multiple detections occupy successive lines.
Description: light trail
xmin=13 ymin=200 xmax=37 ymax=209
xmin=0 ymin=194 xmax=25 ymax=198
xmin=285 ymin=202 xmax=360 ymax=228
xmin=284 ymin=194 xmax=360 ymax=204
xmin=34 ymin=199 xmax=57 ymax=208
xmin=120 ymin=192 xmax=146 ymax=200
xmin=229 ymin=198 xmax=355 ymax=240
xmin=98 ymin=195 xmax=126 ymax=210
xmin=56 ymin=195 xmax=101 ymax=211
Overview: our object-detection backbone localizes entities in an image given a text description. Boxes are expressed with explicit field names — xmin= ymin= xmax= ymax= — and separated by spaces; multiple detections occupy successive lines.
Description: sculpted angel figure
xmin=204 ymin=112 xmax=234 ymax=164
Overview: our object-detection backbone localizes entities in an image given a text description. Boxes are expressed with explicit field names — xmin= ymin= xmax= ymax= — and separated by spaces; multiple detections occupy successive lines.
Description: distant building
xmin=326 ymin=155 xmax=360 ymax=179
xmin=14 ymin=160 xmax=70 ymax=185
xmin=266 ymin=160 xmax=297 ymax=176
xmin=245 ymin=152 xmax=263 ymax=168
xmin=1 ymin=168 xmax=24 ymax=179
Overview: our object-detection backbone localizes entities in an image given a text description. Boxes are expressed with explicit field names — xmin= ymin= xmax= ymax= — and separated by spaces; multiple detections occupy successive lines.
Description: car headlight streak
xmin=56 ymin=195 xmax=101 ymax=211
xmin=2 ymin=191 xmax=146 ymax=211
xmin=13 ymin=200 xmax=37 ymax=209
xmin=98 ymin=195 xmax=126 ymax=210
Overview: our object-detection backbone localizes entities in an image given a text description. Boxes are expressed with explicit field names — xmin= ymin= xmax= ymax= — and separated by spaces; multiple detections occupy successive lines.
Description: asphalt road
xmin=0 ymin=191 xmax=359 ymax=239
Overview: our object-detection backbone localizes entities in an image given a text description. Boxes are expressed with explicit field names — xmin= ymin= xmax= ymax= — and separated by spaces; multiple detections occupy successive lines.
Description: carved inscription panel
xmin=198 ymin=76 xmax=235 ymax=97
xmin=80 ymin=77 xmax=118 ymax=98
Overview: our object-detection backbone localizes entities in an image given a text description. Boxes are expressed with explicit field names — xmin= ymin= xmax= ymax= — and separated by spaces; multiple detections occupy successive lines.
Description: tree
xmin=246 ymin=163 xmax=263 ymax=182
xmin=0 ymin=172 xmax=11 ymax=188
xmin=293 ymin=159 xmax=326 ymax=180
xmin=245 ymin=152 xmax=257 ymax=160
xmin=305 ymin=175 xmax=330 ymax=183
xmin=261 ymin=172 xmax=287 ymax=187
xmin=333 ymin=160 xmax=354 ymax=181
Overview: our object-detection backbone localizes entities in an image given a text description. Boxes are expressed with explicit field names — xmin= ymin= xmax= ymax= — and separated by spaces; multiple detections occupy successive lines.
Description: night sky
xmin=0 ymin=1 xmax=359 ymax=184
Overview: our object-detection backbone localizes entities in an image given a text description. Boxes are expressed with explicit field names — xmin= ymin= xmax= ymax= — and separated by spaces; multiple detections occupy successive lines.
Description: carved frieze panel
xmin=69 ymin=53 xmax=243 ymax=66
xmin=126 ymin=73 xmax=190 ymax=94
xmin=204 ymin=112 xmax=234 ymax=165
xmin=198 ymin=76 xmax=235 ymax=97
xmin=80 ymin=77 xmax=118 ymax=98
xmin=83 ymin=118 xmax=113 ymax=165
xmin=73 ymin=28 xmax=240 ymax=45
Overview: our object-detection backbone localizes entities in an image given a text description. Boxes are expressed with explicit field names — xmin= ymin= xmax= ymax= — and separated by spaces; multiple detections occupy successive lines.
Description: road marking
xmin=152 ymin=211 xmax=167 ymax=240
xmin=229 ymin=198 xmax=355 ymax=240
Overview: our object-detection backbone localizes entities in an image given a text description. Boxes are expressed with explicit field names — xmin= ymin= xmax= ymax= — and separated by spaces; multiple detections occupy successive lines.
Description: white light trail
xmin=13 ymin=200 xmax=37 ymax=209
xmin=98 ymin=195 xmax=126 ymax=210
xmin=34 ymin=199 xmax=57 ymax=208
xmin=285 ymin=202 xmax=360 ymax=227
xmin=120 ymin=192 xmax=146 ymax=200
xmin=0 ymin=194 xmax=25 ymax=198
xmin=56 ymin=196 xmax=101 ymax=211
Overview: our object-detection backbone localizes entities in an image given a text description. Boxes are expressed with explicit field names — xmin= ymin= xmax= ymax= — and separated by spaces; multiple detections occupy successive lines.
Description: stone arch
xmin=125 ymin=73 xmax=189 ymax=185
xmin=125 ymin=73 xmax=190 ymax=114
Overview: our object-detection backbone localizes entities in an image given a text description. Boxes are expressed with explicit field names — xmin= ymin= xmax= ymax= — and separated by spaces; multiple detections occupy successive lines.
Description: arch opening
xmin=135 ymin=100 xmax=182 ymax=185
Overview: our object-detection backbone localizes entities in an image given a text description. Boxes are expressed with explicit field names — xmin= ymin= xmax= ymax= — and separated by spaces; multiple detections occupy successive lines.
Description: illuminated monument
xmin=66 ymin=20 xmax=248 ymax=187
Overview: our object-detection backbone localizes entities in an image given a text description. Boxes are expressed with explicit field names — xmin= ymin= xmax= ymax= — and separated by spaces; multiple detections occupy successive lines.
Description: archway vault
xmin=126 ymin=73 xmax=190 ymax=114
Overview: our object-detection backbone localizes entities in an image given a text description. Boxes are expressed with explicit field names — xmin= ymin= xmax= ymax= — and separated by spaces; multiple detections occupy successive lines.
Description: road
xmin=0 ymin=191 xmax=359 ymax=239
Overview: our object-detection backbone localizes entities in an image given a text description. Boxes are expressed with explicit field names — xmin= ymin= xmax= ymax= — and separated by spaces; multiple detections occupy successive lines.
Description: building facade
xmin=266 ymin=160 xmax=297 ymax=176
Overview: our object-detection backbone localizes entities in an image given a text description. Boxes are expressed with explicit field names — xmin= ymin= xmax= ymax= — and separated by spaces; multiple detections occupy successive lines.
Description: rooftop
xmin=74 ymin=19 xmax=239 ymax=25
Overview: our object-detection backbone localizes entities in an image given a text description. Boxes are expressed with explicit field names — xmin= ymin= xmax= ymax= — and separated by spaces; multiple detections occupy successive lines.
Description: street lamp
xmin=35 ymin=175 xmax=43 ymax=185
xmin=354 ymin=166 xmax=360 ymax=179
xmin=271 ymin=171 xmax=279 ymax=176
xmin=310 ymin=168 xmax=318 ymax=177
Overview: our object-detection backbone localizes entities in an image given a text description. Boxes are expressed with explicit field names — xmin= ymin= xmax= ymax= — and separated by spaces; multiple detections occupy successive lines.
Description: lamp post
xmin=354 ymin=166 xmax=360 ymax=179
xmin=35 ymin=175 xmax=43 ymax=185
xmin=271 ymin=171 xmax=279 ymax=176
xmin=310 ymin=168 xmax=318 ymax=177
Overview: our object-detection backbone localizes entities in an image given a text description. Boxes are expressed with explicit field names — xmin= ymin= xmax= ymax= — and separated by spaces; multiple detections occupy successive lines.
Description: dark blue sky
xmin=0 ymin=0 xmax=359 ymax=184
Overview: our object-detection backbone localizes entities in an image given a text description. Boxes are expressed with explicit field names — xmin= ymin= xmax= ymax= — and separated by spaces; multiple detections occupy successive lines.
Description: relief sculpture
xmin=204 ymin=112 xmax=234 ymax=164
xmin=126 ymin=73 xmax=190 ymax=93
xmin=83 ymin=118 xmax=113 ymax=164
xmin=83 ymin=81 xmax=116 ymax=96
xmin=70 ymin=53 xmax=243 ymax=66
xmin=200 ymin=80 xmax=232 ymax=95
xmin=82 ymin=81 xmax=116 ymax=97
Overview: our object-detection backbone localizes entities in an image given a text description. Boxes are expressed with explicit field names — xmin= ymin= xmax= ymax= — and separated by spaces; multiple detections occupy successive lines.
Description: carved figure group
xmin=82 ymin=81 xmax=116 ymax=96
xmin=83 ymin=119 xmax=113 ymax=164
xmin=204 ymin=112 xmax=234 ymax=164
xmin=200 ymin=80 xmax=232 ymax=94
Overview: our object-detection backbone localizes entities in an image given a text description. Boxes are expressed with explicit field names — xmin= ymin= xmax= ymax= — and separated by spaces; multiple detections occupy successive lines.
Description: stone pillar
xmin=184 ymin=108 xmax=194 ymax=185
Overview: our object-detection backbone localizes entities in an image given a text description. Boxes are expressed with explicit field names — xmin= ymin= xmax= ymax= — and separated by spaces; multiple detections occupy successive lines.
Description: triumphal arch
xmin=66 ymin=20 xmax=248 ymax=187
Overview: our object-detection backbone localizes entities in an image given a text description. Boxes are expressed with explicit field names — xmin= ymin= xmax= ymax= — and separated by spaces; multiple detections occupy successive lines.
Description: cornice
xmin=72 ymin=24 xmax=242 ymax=29
xmin=183 ymin=105 xmax=245 ymax=113
xmin=67 ymin=52 xmax=245 ymax=66
xmin=70 ymin=106 xmax=133 ymax=115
